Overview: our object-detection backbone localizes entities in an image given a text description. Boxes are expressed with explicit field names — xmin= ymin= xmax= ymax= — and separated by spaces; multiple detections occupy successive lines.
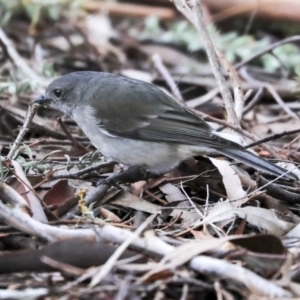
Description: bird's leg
xmin=97 ymin=166 xmax=157 ymax=187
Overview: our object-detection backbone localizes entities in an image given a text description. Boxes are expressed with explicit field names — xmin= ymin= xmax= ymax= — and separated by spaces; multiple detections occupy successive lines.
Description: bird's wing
xmin=89 ymin=75 xmax=238 ymax=149
xmin=88 ymin=74 xmax=296 ymax=180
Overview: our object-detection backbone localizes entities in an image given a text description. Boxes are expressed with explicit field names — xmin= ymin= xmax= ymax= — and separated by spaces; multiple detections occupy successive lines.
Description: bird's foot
xmin=96 ymin=166 xmax=155 ymax=188
xmin=97 ymin=177 xmax=122 ymax=189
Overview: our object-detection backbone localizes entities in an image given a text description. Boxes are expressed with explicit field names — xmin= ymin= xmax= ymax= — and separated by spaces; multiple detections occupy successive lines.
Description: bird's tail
xmin=216 ymin=148 xmax=296 ymax=180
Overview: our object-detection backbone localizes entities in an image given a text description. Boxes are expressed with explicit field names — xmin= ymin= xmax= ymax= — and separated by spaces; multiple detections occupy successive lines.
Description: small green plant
xmin=0 ymin=0 xmax=85 ymax=28
xmin=130 ymin=16 xmax=300 ymax=74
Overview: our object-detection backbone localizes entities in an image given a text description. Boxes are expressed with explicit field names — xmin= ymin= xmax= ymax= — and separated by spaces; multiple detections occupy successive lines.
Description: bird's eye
xmin=53 ymin=89 xmax=62 ymax=99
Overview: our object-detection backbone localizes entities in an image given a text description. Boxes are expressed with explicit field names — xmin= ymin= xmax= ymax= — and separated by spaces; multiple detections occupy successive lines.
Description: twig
xmin=0 ymin=26 xmax=41 ymax=82
xmin=89 ymin=213 xmax=157 ymax=287
xmin=215 ymin=48 xmax=244 ymax=122
xmin=174 ymin=0 xmax=240 ymax=127
xmin=240 ymin=123 xmax=278 ymax=157
xmin=84 ymin=1 xmax=175 ymax=20
xmin=285 ymin=134 xmax=300 ymax=150
xmin=6 ymin=104 xmax=37 ymax=160
xmin=265 ymin=84 xmax=299 ymax=121
xmin=244 ymin=2 xmax=258 ymax=34
xmin=256 ymin=175 xmax=300 ymax=204
xmin=145 ymin=190 xmax=168 ymax=205
xmin=243 ymin=89 xmax=253 ymax=102
xmin=57 ymin=117 xmax=90 ymax=153
xmin=245 ymin=128 xmax=300 ymax=149
xmin=215 ymin=89 xmax=253 ymax=132
xmin=0 ymin=181 xmax=29 ymax=209
xmin=170 ymin=73 xmax=296 ymax=99
xmin=152 ymin=53 xmax=184 ymax=103
xmin=40 ymin=256 xmax=85 ymax=276
xmin=186 ymin=87 xmax=219 ymax=108
xmin=247 ymin=169 xmax=298 ymax=198
xmin=51 ymin=161 xmax=117 ymax=180
xmin=188 ymin=255 xmax=290 ymax=298
xmin=235 ymin=35 xmax=300 ymax=70
xmin=262 ymin=115 xmax=292 ymax=125
xmin=9 ymin=160 xmax=47 ymax=222
xmin=242 ymin=86 xmax=265 ymax=116
xmin=0 ymin=105 xmax=71 ymax=140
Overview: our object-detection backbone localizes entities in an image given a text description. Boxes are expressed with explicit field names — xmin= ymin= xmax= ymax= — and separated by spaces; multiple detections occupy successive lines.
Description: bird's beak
xmin=34 ymin=95 xmax=52 ymax=105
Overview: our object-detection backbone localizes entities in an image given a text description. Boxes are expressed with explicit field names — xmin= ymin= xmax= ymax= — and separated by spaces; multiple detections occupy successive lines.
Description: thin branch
xmin=186 ymin=87 xmax=219 ymax=108
xmin=173 ymin=0 xmax=240 ymax=127
xmin=257 ymin=175 xmax=300 ymax=204
xmin=51 ymin=161 xmax=117 ymax=180
xmin=89 ymin=213 xmax=157 ymax=287
xmin=245 ymin=128 xmax=300 ymax=149
xmin=57 ymin=117 xmax=90 ymax=153
xmin=152 ymin=53 xmax=184 ymax=103
xmin=215 ymin=48 xmax=245 ymax=122
xmin=242 ymin=86 xmax=265 ymax=116
xmin=235 ymin=35 xmax=300 ymax=70
xmin=6 ymin=104 xmax=37 ymax=160
xmin=265 ymin=84 xmax=299 ymax=121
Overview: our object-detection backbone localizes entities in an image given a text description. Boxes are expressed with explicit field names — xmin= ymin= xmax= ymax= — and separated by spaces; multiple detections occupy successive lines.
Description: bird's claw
xmin=96 ymin=178 xmax=122 ymax=189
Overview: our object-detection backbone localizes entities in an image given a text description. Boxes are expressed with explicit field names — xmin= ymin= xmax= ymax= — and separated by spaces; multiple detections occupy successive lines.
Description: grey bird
xmin=34 ymin=71 xmax=296 ymax=182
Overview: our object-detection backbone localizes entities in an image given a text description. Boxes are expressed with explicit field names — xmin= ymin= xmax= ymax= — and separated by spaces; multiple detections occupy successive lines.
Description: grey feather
xmin=37 ymin=71 xmax=297 ymax=180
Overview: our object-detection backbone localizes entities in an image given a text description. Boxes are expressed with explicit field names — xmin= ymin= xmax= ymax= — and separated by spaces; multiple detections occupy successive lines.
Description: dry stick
xmin=245 ymin=128 xmax=300 ymax=149
xmin=89 ymin=213 xmax=157 ymax=287
xmin=215 ymin=48 xmax=245 ymax=122
xmin=235 ymin=35 xmax=300 ymax=70
xmin=0 ymin=105 xmax=71 ymax=140
xmin=84 ymin=1 xmax=175 ymax=20
xmin=265 ymin=84 xmax=299 ymax=121
xmin=243 ymin=89 xmax=253 ymax=102
xmin=152 ymin=53 xmax=184 ymax=103
xmin=0 ymin=183 xmax=291 ymax=298
xmin=6 ymin=105 xmax=37 ymax=160
xmin=256 ymin=175 xmax=300 ymax=204
xmin=244 ymin=1 xmax=258 ymax=35
xmin=186 ymin=87 xmax=219 ymax=108
xmin=51 ymin=160 xmax=117 ymax=180
xmin=215 ymin=89 xmax=252 ymax=132
xmin=57 ymin=117 xmax=90 ymax=153
xmin=242 ymin=126 xmax=278 ymax=158
xmin=242 ymin=86 xmax=265 ymax=116
xmin=40 ymin=256 xmax=85 ymax=276
xmin=0 ymin=26 xmax=41 ymax=82
xmin=285 ymin=134 xmax=300 ymax=150
xmin=174 ymin=0 xmax=240 ymax=128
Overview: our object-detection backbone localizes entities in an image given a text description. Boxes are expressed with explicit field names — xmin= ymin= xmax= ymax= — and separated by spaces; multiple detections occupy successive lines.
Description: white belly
xmin=72 ymin=106 xmax=196 ymax=174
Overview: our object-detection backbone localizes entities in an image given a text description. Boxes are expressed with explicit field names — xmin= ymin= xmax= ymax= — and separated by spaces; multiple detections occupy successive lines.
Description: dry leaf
xmin=208 ymin=158 xmax=247 ymax=206
xmin=194 ymin=201 xmax=296 ymax=236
